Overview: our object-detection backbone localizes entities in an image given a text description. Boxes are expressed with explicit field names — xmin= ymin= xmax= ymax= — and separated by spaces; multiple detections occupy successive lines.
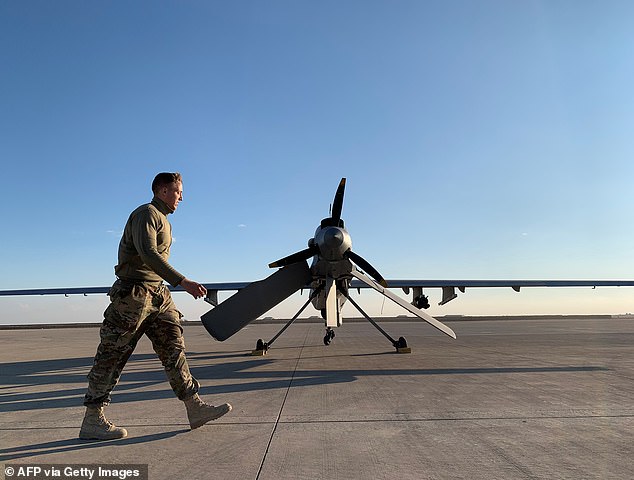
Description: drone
xmin=201 ymin=178 xmax=456 ymax=354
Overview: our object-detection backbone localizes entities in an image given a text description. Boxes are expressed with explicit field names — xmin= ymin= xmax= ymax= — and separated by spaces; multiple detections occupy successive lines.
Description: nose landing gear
xmin=323 ymin=327 xmax=336 ymax=345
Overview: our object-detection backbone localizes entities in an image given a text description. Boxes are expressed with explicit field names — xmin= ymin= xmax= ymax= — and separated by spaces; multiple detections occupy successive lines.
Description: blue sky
xmin=1 ymin=1 xmax=633 ymax=324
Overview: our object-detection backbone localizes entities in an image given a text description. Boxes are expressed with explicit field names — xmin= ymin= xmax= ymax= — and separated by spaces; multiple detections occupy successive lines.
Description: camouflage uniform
xmin=84 ymin=196 xmax=199 ymax=407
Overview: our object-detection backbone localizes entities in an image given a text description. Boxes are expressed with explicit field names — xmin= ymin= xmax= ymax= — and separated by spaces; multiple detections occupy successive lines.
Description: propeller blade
xmin=331 ymin=177 xmax=346 ymax=223
xmin=345 ymin=250 xmax=388 ymax=288
xmin=201 ymin=261 xmax=312 ymax=341
xmin=269 ymin=245 xmax=319 ymax=268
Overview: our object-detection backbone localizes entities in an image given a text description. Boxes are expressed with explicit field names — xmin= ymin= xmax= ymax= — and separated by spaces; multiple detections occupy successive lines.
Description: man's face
xmin=159 ymin=181 xmax=183 ymax=211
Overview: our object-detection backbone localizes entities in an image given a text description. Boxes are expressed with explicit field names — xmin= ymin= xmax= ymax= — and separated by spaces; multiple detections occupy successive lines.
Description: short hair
xmin=152 ymin=172 xmax=182 ymax=193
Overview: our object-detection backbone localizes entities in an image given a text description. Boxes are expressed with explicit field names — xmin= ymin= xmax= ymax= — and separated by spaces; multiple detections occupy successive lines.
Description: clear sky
xmin=1 ymin=0 xmax=633 ymax=324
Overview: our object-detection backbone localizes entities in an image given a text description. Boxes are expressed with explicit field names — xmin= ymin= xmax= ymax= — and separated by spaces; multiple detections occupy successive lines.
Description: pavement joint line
xmin=278 ymin=414 xmax=634 ymax=423
xmin=254 ymin=324 xmax=313 ymax=480
xmin=2 ymin=412 xmax=633 ymax=432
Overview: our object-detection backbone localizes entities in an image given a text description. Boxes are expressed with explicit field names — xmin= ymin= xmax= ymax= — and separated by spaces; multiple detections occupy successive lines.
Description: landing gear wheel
xmin=394 ymin=336 xmax=411 ymax=353
xmin=323 ymin=328 xmax=336 ymax=346
xmin=252 ymin=339 xmax=268 ymax=356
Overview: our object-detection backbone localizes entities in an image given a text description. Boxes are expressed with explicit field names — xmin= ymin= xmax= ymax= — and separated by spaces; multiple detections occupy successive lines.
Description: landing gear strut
xmin=342 ymin=291 xmax=412 ymax=353
xmin=251 ymin=286 xmax=324 ymax=356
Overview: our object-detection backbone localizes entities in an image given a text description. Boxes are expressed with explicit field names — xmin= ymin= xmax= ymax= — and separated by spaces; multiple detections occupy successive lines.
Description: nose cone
xmin=315 ymin=226 xmax=351 ymax=261
xmin=323 ymin=227 xmax=344 ymax=249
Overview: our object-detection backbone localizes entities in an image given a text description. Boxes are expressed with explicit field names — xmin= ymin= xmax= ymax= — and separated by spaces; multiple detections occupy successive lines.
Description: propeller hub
xmin=323 ymin=227 xmax=344 ymax=248
xmin=315 ymin=225 xmax=352 ymax=261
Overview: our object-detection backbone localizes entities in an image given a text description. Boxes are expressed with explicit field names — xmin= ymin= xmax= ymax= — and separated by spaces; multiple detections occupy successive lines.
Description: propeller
xmin=269 ymin=178 xmax=347 ymax=268
xmin=330 ymin=177 xmax=346 ymax=226
xmin=345 ymin=250 xmax=388 ymax=288
xmin=268 ymin=176 xmax=387 ymax=289
xmin=269 ymin=245 xmax=319 ymax=268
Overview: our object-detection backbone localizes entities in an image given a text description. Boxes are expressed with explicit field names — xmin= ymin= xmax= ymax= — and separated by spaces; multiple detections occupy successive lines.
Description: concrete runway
xmin=1 ymin=317 xmax=633 ymax=479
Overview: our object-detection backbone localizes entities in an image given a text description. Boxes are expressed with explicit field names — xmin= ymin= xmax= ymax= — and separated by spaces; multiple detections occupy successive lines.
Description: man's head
xmin=152 ymin=172 xmax=183 ymax=212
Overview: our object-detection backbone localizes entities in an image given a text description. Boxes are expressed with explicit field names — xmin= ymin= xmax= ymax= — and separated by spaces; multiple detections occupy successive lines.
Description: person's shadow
xmin=0 ymin=429 xmax=189 ymax=461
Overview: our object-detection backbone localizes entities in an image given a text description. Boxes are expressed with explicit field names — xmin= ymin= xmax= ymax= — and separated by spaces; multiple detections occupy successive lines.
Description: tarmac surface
xmin=1 ymin=316 xmax=633 ymax=479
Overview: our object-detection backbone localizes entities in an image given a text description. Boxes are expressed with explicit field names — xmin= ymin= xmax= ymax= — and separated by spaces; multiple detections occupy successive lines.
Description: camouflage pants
xmin=84 ymin=280 xmax=199 ymax=407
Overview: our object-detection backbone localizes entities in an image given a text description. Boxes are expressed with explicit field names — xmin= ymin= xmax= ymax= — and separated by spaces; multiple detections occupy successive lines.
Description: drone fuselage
xmin=309 ymin=223 xmax=353 ymax=322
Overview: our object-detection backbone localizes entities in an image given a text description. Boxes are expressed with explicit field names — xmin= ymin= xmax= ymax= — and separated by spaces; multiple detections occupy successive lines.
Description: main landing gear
xmin=394 ymin=336 xmax=410 ymax=353
xmin=341 ymin=291 xmax=412 ymax=354
xmin=251 ymin=288 xmax=322 ymax=356
xmin=249 ymin=284 xmax=411 ymax=355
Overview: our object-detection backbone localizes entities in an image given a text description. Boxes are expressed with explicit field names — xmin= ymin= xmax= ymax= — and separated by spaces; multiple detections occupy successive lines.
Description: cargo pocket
xmin=107 ymin=283 xmax=151 ymax=331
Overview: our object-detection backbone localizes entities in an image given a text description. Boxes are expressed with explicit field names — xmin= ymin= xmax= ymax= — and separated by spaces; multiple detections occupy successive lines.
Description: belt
xmin=115 ymin=278 xmax=164 ymax=292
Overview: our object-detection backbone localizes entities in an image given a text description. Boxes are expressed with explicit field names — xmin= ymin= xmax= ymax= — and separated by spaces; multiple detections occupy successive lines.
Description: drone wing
xmin=367 ymin=279 xmax=634 ymax=306
xmin=201 ymin=261 xmax=312 ymax=341
xmin=351 ymin=269 xmax=457 ymax=339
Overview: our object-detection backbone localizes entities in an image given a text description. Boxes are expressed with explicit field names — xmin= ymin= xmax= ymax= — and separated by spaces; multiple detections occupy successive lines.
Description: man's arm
xmin=180 ymin=278 xmax=207 ymax=299
xmin=130 ymin=210 xmax=185 ymax=287
xmin=129 ymin=208 xmax=208 ymax=299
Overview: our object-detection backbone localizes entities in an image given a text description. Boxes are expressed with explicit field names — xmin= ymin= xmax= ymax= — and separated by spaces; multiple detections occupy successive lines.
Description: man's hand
xmin=181 ymin=278 xmax=208 ymax=299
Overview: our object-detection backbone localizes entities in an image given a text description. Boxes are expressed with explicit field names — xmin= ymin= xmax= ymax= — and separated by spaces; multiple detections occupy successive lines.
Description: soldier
xmin=79 ymin=172 xmax=231 ymax=440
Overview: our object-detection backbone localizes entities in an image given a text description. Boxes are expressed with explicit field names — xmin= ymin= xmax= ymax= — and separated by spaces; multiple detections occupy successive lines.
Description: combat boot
xmin=79 ymin=406 xmax=128 ymax=440
xmin=184 ymin=394 xmax=232 ymax=429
